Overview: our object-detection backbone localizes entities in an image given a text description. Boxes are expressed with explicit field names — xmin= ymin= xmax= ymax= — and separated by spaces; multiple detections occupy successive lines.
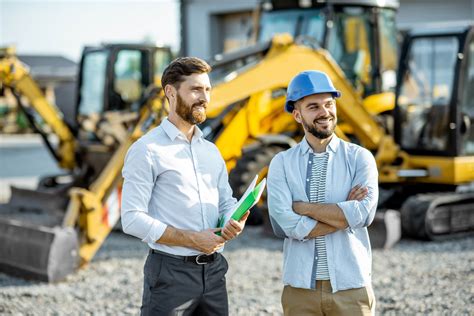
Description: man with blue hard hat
xmin=268 ymin=70 xmax=379 ymax=315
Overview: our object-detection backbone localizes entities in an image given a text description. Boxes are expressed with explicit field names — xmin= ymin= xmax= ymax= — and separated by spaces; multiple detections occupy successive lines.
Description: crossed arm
xmin=267 ymin=151 xmax=377 ymax=240
xmin=295 ymin=185 xmax=367 ymax=238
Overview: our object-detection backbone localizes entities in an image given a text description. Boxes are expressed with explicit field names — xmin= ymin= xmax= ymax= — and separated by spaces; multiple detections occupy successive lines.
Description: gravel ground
xmin=0 ymin=227 xmax=473 ymax=315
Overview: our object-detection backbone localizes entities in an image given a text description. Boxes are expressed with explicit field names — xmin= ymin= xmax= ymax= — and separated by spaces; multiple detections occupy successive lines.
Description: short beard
xmin=301 ymin=115 xmax=336 ymax=139
xmin=176 ymin=93 xmax=207 ymax=125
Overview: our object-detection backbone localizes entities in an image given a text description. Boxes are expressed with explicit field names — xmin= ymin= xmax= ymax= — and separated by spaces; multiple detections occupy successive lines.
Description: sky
xmin=0 ymin=0 xmax=180 ymax=62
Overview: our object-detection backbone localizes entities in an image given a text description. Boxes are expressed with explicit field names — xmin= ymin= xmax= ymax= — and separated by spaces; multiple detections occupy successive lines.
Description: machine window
xmin=461 ymin=40 xmax=474 ymax=154
xmin=112 ymin=50 xmax=144 ymax=110
xmin=328 ymin=6 xmax=375 ymax=95
xmin=378 ymin=9 xmax=398 ymax=91
xmin=301 ymin=11 xmax=325 ymax=43
xmin=259 ymin=10 xmax=300 ymax=43
xmin=154 ymin=49 xmax=172 ymax=77
xmin=399 ymin=36 xmax=459 ymax=151
xmin=78 ymin=51 xmax=108 ymax=115
xmin=258 ymin=8 xmax=325 ymax=45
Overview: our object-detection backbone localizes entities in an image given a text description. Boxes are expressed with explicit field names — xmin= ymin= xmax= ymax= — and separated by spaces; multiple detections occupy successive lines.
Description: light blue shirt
xmin=121 ymin=118 xmax=236 ymax=256
xmin=267 ymin=135 xmax=378 ymax=292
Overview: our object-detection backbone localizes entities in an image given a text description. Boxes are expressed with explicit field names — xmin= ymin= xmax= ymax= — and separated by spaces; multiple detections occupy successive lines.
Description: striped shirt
xmin=309 ymin=152 xmax=330 ymax=280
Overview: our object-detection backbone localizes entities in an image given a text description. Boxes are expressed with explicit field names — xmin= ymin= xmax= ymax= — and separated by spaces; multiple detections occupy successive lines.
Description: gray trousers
xmin=141 ymin=251 xmax=229 ymax=316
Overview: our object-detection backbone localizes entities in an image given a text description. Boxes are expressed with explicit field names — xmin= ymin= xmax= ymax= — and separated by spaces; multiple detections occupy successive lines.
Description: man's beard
xmin=301 ymin=114 xmax=336 ymax=139
xmin=176 ymin=93 xmax=207 ymax=125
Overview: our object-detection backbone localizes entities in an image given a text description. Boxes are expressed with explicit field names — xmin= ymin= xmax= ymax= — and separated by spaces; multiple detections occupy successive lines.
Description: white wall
xmin=0 ymin=0 xmax=180 ymax=62
xmin=398 ymin=0 xmax=474 ymax=28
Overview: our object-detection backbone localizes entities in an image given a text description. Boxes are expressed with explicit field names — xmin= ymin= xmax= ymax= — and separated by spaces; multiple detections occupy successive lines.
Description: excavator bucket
xmin=368 ymin=209 xmax=401 ymax=249
xmin=0 ymin=187 xmax=79 ymax=282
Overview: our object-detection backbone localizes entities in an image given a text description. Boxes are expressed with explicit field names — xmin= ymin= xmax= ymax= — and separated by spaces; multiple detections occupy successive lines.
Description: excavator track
xmin=401 ymin=192 xmax=474 ymax=240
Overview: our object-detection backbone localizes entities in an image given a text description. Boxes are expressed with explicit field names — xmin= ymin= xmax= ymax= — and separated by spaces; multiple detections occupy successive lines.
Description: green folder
xmin=216 ymin=177 xmax=266 ymax=235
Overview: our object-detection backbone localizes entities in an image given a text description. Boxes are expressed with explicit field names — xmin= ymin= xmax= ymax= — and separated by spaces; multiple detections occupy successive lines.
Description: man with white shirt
xmin=267 ymin=70 xmax=378 ymax=315
xmin=121 ymin=57 xmax=249 ymax=316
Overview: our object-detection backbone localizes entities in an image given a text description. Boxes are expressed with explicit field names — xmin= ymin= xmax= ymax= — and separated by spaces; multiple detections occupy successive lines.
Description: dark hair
xmin=161 ymin=57 xmax=212 ymax=89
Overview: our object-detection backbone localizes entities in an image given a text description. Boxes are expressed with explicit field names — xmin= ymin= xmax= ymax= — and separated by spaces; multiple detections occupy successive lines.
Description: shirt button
xmin=309 ymin=161 xmax=312 ymax=164
xmin=306 ymin=178 xmax=309 ymax=182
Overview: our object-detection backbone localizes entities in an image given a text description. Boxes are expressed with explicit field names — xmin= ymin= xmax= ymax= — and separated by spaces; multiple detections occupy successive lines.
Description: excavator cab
xmin=257 ymin=0 xmax=399 ymax=99
xmin=395 ymin=24 xmax=474 ymax=158
xmin=77 ymin=44 xmax=170 ymax=143
xmin=388 ymin=24 xmax=474 ymax=239
xmin=74 ymin=44 xmax=171 ymax=183
xmin=0 ymin=44 xmax=171 ymax=281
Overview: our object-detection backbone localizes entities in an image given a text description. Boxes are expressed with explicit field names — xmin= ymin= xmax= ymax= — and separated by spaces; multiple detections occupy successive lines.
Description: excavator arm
xmin=0 ymin=78 xmax=166 ymax=281
xmin=65 ymin=90 xmax=166 ymax=265
xmin=0 ymin=48 xmax=77 ymax=170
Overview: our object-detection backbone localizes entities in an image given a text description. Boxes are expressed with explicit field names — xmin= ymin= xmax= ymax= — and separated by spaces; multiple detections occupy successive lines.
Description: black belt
xmin=150 ymin=249 xmax=218 ymax=265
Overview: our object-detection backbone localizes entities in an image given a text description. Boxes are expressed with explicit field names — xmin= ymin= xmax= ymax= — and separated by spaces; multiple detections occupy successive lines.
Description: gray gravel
xmin=0 ymin=227 xmax=473 ymax=315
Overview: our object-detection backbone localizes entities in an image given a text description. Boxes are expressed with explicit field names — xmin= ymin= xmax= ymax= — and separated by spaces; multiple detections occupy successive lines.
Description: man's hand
xmin=192 ymin=229 xmax=226 ymax=254
xmin=220 ymin=211 xmax=250 ymax=241
xmin=347 ymin=184 xmax=368 ymax=201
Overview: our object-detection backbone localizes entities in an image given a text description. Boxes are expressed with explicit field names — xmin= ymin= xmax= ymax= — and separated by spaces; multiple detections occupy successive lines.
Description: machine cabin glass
xmin=259 ymin=8 xmax=326 ymax=44
xmin=328 ymin=6 xmax=376 ymax=95
xmin=110 ymin=50 xmax=145 ymax=111
xmin=78 ymin=50 xmax=109 ymax=116
xmin=397 ymin=35 xmax=460 ymax=155
xmin=461 ymin=36 xmax=474 ymax=155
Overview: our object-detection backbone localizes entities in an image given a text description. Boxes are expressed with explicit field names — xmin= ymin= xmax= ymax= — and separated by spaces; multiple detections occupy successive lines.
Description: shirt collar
xmin=300 ymin=134 xmax=340 ymax=155
xmin=161 ymin=117 xmax=203 ymax=142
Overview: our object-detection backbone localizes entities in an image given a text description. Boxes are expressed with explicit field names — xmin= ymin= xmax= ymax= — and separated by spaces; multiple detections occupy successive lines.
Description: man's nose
xmin=319 ymin=106 xmax=330 ymax=117
xmin=200 ymin=91 xmax=210 ymax=103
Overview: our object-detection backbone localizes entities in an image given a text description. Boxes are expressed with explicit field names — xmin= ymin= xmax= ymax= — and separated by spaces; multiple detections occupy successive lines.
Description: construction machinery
xmin=207 ymin=1 xmax=473 ymax=245
xmin=0 ymin=0 xmax=402 ymax=281
xmin=204 ymin=6 xmax=474 ymax=243
xmin=0 ymin=44 xmax=172 ymax=281
xmin=390 ymin=23 xmax=474 ymax=240
xmin=1 ymin=0 xmax=472 ymax=282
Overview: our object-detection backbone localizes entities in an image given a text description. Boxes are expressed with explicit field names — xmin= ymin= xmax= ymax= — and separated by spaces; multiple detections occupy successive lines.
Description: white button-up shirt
xmin=121 ymin=118 xmax=236 ymax=256
xmin=267 ymin=136 xmax=379 ymax=292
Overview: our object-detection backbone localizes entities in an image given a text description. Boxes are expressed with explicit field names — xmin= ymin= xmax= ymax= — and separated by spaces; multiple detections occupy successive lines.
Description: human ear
xmin=292 ymin=109 xmax=302 ymax=124
xmin=164 ymin=85 xmax=176 ymax=100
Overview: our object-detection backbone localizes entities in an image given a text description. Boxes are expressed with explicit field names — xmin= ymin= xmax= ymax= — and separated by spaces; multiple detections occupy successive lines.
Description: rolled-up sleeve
xmin=337 ymin=149 xmax=378 ymax=229
xmin=121 ymin=141 xmax=167 ymax=243
xmin=267 ymin=153 xmax=316 ymax=241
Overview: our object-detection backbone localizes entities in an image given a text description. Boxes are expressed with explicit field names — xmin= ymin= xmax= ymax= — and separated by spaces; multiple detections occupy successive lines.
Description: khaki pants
xmin=281 ymin=280 xmax=375 ymax=316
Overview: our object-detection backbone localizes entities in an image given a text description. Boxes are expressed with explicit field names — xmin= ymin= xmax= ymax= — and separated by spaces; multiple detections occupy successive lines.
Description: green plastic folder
xmin=216 ymin=176 xmax=266 ymax=235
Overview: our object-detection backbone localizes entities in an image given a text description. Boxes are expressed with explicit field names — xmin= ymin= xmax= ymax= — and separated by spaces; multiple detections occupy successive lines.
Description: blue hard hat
xmin=285 ymin=70 xmax=341 ymax=113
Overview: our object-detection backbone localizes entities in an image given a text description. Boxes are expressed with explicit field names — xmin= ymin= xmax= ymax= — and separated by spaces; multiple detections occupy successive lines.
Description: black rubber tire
xmin=229 ymin=145 xmax=286 ymax=226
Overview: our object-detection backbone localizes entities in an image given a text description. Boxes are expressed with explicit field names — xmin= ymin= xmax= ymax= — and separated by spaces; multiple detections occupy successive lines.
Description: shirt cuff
xmin=337 ymin=201 xmax=362 ymax=229
xmin=293 ymin=216 xmax=317 ymax=241
xmin=141 ymin=221 xmax=168 ymax=244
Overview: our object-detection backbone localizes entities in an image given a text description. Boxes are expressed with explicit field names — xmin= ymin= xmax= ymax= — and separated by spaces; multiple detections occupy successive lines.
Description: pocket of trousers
xmin=144 ymin=254 xmax=163 ymax=289
xmin=363 ymin=285 xmax=375 ymax=310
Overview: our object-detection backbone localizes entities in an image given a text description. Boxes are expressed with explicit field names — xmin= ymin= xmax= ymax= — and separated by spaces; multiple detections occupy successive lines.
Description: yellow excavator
xmin=0 ymin=44 xmax=172 ymax=281
xmin=204 ymin=21 xmax=474 ymax=246
xmin=1 ymin=0 xmax=472 ymax=282
xmin=206 ymin=1 xmax=473 ymax=247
